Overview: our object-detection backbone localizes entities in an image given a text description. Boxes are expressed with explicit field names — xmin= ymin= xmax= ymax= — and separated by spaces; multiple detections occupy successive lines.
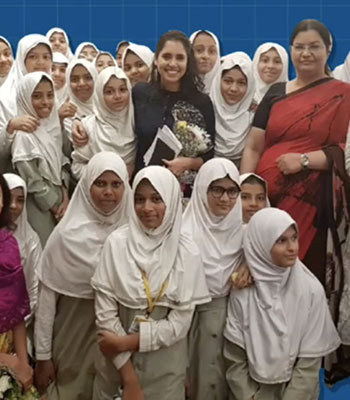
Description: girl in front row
xmin=224 ymin=208 xmax=340 ymax=400
xmin=91 ymin=166 xmax=211 ymax=400
xmin=11 ymin=72 xmax=69 ymax=246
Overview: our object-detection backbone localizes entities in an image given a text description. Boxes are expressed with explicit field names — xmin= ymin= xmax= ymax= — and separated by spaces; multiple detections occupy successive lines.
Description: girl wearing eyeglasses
xmin=182 ymin=158 xmax=243 ymax=400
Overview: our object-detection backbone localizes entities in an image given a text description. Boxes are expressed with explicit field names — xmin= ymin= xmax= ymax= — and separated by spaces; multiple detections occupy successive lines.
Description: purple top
xmin=0 ymin=229 xmax=30 ymax=334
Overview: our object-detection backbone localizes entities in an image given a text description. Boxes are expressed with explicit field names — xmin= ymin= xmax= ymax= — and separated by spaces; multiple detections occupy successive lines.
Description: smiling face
xmin=270 ymin=225 xmax=299 ymax=268
xmin=134 ymin=179 xmax=166 ymax=230
xmin=96 ymin=54 xmax=115 ymax=73
xmin=103 ymin=76 xmax=129 ymax=112
xmin=123 ymin=51 xmax=150 ymax=86
xmin=257 ymin=47 xmax=283 ymax=84
xmin=206 ymin=176 xmax=240 ymax=217
xmin=241 ymin=182 xmax=267 ymax=223
xmin=155 ymin=40 xmax=188 ymax=92
xmin=52 ymin=62 xmax=67 ymax=90
xmin=0 ymin=40 xmax=14 ymax=77
xmin=25 ymin=44 xmax=52 ymax=74
xmin=192 ymin=32 xmax=218 ymax=75
xmin=31 ymin=78 xmax=55 ymax=119
xmin=90 ymin=171 xmax=125 ymax=214
xmin=79 ymin=45 xmax=98 ymax=62
xmin=70 ymin=64 xmax=94 ymax=102
xmin=9 ymin=187 xmax=25 ymax=223
xmin=49 ymin=32 xmax=68 ymax=55
xmin=221 ymin=66 xmax=248 ymax=105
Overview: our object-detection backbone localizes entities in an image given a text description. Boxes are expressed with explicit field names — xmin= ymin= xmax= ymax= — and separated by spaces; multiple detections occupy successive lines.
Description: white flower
xmin=0 ymin=374 xmax=11 ymax=397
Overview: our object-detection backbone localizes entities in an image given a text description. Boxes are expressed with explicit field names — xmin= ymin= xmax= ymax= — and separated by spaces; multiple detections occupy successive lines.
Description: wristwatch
xmin=300 ymin=153 xmax=310 ymax=169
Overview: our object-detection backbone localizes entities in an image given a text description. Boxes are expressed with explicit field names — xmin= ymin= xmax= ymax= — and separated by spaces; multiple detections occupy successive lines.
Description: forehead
xmin=260 ymin=48 xmax=280 ymax=59
xmin=222 ymin=67 xmax=246 ymax=80
xmin=241 ymin=182 xmax=265 ymax=193
xmin=210 ymin=176 xmax=236 ymax=187
xmin=71 ymin=64 xmax=90 ymax=75
xmin=193 ymin=32 xmax=216 ymax=47
xmin=33 ymin=79 xmax=53 ymax=92
xmin=159 ymin=40 xmax=186 ymax=55
xmin=95 ymin=170 xmax=121 ymax=181
xmin=124 ymin=51 xmax=143 ymax=63
xmin=0 ymin=40 xmax=10 ymax=52
xmin=293 ymin=29 xmax=324 ymax=43
xmin=11 ymin=186 xmax=25 ymax=196
xmin=51 ymin=32 xmax=65 ymax=40
xmin=105 ymin=75 xmax=127 ymax=88
xmin=135 ymin=178 xmax=159 ymax=194
xmin=27 ymin=43 xmax=51 ymax=54
xmin=97 ymin=53 xmax=113 ymax=62
xmin=82 ymin=45 xmax=97 ymax=52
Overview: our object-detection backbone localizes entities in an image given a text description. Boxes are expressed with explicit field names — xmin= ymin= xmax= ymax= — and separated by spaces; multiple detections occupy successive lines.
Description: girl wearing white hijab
xmin=0 ymin=36 xmax=14 ymax=88
xmin=52 ymin=52 xmax=69 ymax=107
xmin=34 ymin=151 xmax=131 ymax=400
xmin=122 ymin=43 xmax=154 ymax=86
xmin=210 ymin=52 xmax=255 ymax=167
xmin=11 ymin=72 xmax=68 ymax=246
xmin=71 ymin=66 xmax=136 ymax=179
xmin=75 ymin=42 xmax=99 ymax=62
xmin=333 ymin=51 xmax=350 ymax=82
xmin=224 ymin=208 xmax=340 ymax=400
xmin=252 ymin=42 xmax=289 ymax=104
xmin=182 ymin=158 xmax=243 ymax=400
xmin=91 ymin=166 xmax=210 ymax=400
xmin=190 ymin=30 xmax=220 ymax=93
xmin=115 ymin=40 xmax=129 ymax=67
xmin=46 ymin=27 xmax=74 ymax=61
xmin=94 ymin=51 xmax=116 ymax=73
xmin=0 ymin=34 xmax=52 ymax=174
xmin=3 ymin=173 xmax=41 ymax=322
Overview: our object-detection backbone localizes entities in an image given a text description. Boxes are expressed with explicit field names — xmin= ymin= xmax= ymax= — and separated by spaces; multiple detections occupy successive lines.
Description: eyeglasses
xmin=208 ymin=185 xmax=240 ymax=199
xmin=292 ymin=44 xmax=325 ymax=54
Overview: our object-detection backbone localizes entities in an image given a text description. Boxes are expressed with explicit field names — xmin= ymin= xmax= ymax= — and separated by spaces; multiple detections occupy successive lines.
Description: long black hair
xmin=0 ymin=175 xmax=12 ymax=229
xmin=151 ymin=30 xmax=204 ymax=95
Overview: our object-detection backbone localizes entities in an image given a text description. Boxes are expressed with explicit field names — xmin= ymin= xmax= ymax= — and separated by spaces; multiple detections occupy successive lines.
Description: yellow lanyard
xmin=141 ymin=270 xmax=168 ymax=316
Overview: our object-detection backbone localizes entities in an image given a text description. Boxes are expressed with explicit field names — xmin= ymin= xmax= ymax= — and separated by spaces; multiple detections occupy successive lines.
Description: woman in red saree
xmin=241 ymin=19 xmax=350 ymax=384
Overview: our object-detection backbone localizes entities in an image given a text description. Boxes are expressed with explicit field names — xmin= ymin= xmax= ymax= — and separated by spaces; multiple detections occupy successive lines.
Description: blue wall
xmin=1 ymin=1 xmax=350 ymax=398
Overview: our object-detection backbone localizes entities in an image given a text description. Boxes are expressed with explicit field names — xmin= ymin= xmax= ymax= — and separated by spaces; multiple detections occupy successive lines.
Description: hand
xmin=59 ymin=98 xmax=77 ymax=122
xmin=13 ymin=358 xmax=33 ymax=392
xmin=72 ymin=120 xmax=89 ymax=147
xmin=123 ymin=381 xmax=144 ymax=400
xmin=276 ymin=153 xmax=303 ymax=175
xmin=35 ymin=359 xmax=56 ymax=394
xmin=98 ymin=330 xmax=124 ymax=358
xmin=162 ymin=157 xmax=190 ymax=177
xmin=232 ymin=263 xmax=254 ymax=289
xmin=7 ymin=115 xmax=40 ymax=134
xmin=55 ymin=186 xmax=69 ymax=221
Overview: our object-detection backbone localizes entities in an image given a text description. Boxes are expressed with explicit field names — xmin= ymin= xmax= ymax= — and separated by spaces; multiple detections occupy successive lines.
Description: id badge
xmin=128 ymin=315 xmax=153 ymax=334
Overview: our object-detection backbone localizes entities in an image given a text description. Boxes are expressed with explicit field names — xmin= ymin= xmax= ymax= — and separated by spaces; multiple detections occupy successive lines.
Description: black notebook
xmin=147 ymin=138 xmax=176 ymax=166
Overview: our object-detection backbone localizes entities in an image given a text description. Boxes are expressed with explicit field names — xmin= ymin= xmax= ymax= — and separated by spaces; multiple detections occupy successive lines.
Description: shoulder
xmin=132 ymin=82 xmax=154 ymax=100
xmin=297 ymin=263 xmax=326 ymax=304
xmin=104 ymin=224 xmax=129 ymax=248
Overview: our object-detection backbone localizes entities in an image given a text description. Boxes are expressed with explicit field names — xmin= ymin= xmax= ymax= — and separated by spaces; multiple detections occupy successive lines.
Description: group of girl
xmin=0 ymin=17 xmax=350 ymax=400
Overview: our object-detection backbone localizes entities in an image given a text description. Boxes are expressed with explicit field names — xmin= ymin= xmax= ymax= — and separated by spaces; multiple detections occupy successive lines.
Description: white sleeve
xmin=139 ymin=308 xmax=194 ymax=352
xmin=34 ymin=284 xmax=58 ymax=360
xmin=94 ymin=290 xmax=132 ymax=370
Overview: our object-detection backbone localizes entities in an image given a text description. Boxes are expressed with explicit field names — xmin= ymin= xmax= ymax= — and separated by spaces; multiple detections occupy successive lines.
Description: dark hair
xmin=151 ymin=30 xmax=204 ymax=94
xmin=290 ymin=19 xmax=332 ymax=75
xmin=221 ymin=65 xmax=247 ymax=82
xmin=241 ymin=175 xmax=267 ymax=194
xmin=0 ymin=175 xmax=12 ymax=229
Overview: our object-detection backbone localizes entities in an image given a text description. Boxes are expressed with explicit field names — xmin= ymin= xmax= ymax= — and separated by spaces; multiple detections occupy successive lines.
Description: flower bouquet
xmin=173 ymin=120 xmax=211 ymax=158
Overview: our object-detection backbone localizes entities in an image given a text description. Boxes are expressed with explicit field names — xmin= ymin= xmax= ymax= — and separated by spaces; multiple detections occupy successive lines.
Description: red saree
xmin=257 ymin=78 xmax=350 ymax=261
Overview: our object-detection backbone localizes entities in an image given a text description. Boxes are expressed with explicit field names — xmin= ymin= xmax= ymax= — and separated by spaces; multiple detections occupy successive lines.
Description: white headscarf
xmin=0 ymin=36 xmax=14 ymax=87
xmin=73 ymin=67 xmax=136 ymax=172
xmin=189 ymin=30 xmax=221 ymax=93
xmin=252 ymin=42 xmax=289 ymax=103
xmin=333 ymin=51 xmax=350 ymax=82
xmin=74 ymin=42 xmax=99 ymax=60
xmin=224 ymin=208 xmax=341 ymax=384
xmin=39 ymin=152 xmax=131 ymax=299
xmin=210 ymin=52 xmax=255 ymax=161
xmin=115 ymin=40 xmax=129 ymax=55
xmin=121 ymin=43 xmax=154 ymax=69
xmin=46 ymin=27 xmax=74 ymax=61
xmin=0 ymin=34 xmax=52 ymax=126
xmin=12 ymin=72 xmax=63 ymax=186
xmin=94 ymin=51 xmax=117 ymax=70
xmin=92 ymin=166 xmax=211 ymax=310
xmin=3 ymin=173 xmax=41 ymax=314
xmin=52 ymin=52 xmax=69 ymax=106
xmin=183 ymin=158 xmax=243 ymax=297
xmin=66 ymin=58 xmax=98 ymax=118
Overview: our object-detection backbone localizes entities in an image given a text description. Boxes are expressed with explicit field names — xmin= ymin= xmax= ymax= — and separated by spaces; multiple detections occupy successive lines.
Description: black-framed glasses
xmin=208 ymin=185 xmax=241 ymax=199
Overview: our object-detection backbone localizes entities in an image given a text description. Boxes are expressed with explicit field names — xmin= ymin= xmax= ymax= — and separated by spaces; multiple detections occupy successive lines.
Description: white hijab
xmin=333 ymin=51 xmax=350 ymax=82
xmin=12 ymin=72 xmax=63 ymax=186
xmin=189 ymin=30 xmax=221 ymax=93
xmin=252 ymin=42 xmax=289 ymax=103
xmin=224 ymin=208 xmax=341 ymax=384
xmin=121 ymin=43 xmax=154 ymax=69
xmin=210 ymin=52 xmax=255 ymax=161
xmin=0 ymin=36 xmax=14 ymax=87
xmin=94 ymin=51 xmax=117 ymax=70
xmin=3 ymin=173 xmax=41 ymax=312
xmin=66 ymin=58 xmax=98 ymax=118
xmin=39 ymin=152 xmax=131 ymax=299
xmin=75 ymin=66 xmax=136 ymax=168
xmin=92 ymin=166 xmax=211 ymax=310
xmin=0 ymin=34 xmax=52 ymax=125
xmin=183 ymin=158 xmax=243 ymax=297
xmin=52 ymin=52 xmax=69 ymax=106
xmin=46 ymin=27 xmax=74 ymax=61
xmin=74 ymin=42 xmax=99 ymax=59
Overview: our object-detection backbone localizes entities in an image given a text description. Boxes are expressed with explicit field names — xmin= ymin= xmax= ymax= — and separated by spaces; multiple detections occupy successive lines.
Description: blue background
xmin=1 ymin=0 xmax=350 ymax=398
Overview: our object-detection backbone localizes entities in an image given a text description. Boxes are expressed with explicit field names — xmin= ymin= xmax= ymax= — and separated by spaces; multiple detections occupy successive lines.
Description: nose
xmin=143 ymin=199 xmax=153 ymax=212
xmin=130 ymin=65 xmax=138 ymax=75
xmin=229 ymin=82 xmax=239 ymax=93
xmin=220 ymin=191 xmax=230 ymax=201
xmin=9 ymin=199 xmax=16 ymax=210
xmin=103 ymin=184 xmax=113 ymax=196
